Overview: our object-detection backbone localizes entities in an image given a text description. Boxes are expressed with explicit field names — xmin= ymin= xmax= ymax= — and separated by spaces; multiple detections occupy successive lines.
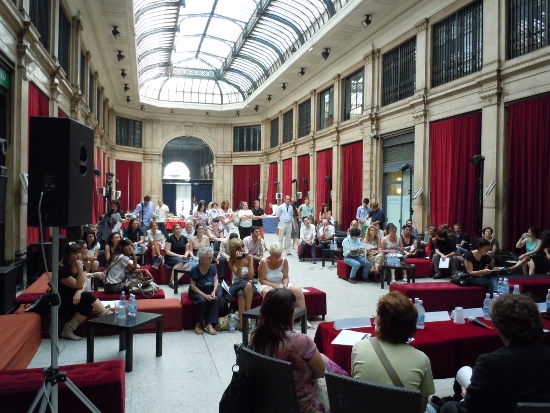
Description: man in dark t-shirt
xmin=251 ymin=199 xmax=266 ymax=238
xmin=433 ymin=229 xmax=458 ymax=279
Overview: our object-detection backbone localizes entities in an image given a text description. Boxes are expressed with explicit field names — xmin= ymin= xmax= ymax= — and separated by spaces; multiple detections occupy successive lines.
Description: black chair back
xmin=326 ymin=371 xmax=421 ymax=413
xmin=235 ymin=344 xmax=300 ymax=413
xmin=515 ymin=402 xmax=550 ymax=412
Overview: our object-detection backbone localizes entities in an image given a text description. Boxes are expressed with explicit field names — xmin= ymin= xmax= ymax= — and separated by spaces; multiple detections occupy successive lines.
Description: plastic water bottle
xmin=502 ymin=278 xmax=510 ymax=295
xmin=416 ymin=300 xmax=425 ymax=330
xmin=128 ymin=294 xmax=137 ymax=318
xmin=331 ymin=239 xmax=337 ymax=251
xmin=497 ymin=278 xmax=503 ymax=294
xmin=546 ymin=289 xmax=550 ymax=312
xmin=229 ymin=313 xmax=237 ymax=332
xmin=118 ymin=292 xmax=127 ymax=319
xmin=483 ymin=293 xmax=491 ymax=320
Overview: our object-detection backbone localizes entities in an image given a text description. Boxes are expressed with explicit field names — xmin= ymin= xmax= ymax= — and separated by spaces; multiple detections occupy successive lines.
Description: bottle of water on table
xmin=416 ymin=300 xmax=425 ymax=330
xmin=128 ymin=294 xmax=137 ymax=318
xmin=118 ymin=292 xmax=127 ymax=319
xmin=502 ymin=278 xmax=510 ymax=295
xmin=546 ymin=289 xmax=550 ymax=312
xmin=483 ymin=293 xmax=491 ymax=320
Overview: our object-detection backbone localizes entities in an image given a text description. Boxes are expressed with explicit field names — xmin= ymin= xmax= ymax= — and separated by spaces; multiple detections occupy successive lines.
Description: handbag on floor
xmin=450 ymin=271 xmax=471 ymax=286
xmin=127 ymin=273 xmax=160 ymax=298
xmin=219 ymin=345 xmax=253 ymax=413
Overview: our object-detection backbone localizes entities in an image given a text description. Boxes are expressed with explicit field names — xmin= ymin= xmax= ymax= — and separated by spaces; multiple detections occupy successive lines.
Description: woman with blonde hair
xmin=219 ymin=200 xmax=235 ymax=236
xmin=363 ymin=224 xmax=384 ymax=277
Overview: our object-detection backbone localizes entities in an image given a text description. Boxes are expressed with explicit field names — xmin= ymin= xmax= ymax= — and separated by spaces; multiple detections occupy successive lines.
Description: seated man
xmin=242 ymin=226 xmax=267 ymax=265
xmin=217 ymin=233 xmax=239 ymax=280
xmin=453 ymin=223 xmax=470 ymax=256
xmin=441 ymin=294 xmax=550 ymax=413
xmin=317 ymin=218 xmax=335 ymax=255
xmin=432 ymin=229 xmax=458 ymax=279
xmin=342 ymin=228 xmax=371 ymax=284
xmin=298 ymin=217 xmax=317 ymax=264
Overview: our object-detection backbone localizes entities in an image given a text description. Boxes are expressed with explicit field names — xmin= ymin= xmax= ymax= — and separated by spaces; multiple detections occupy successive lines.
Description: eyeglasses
xmin=237 ymin=245 xmax=244 ymax=249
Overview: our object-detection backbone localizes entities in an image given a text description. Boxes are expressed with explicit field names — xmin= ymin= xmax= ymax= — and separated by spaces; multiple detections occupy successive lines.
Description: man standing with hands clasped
xmin=276 ymin=195 xmax=295 ymax=256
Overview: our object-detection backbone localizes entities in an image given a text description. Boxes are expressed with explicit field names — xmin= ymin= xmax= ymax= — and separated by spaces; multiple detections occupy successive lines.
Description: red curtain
xmin=316 ymin=149 xmax=333 ymax=217
xmin=282 ymin=158 xmax=293 ymax=199
xmin=57 ymin=110 xmax=67 ymax=118
xmin=265 ymin=162 xmax=278 ymax=214
xmin=232 ymin=165 xmax=261 ymax=210
xmin=116 ymin=160 xmax=142 ymax=213
xmin=429 ymin=111 xmax=481 ymax=240
xmin=341 ymin=142 xmax=363 ymax=228
xmin=297 ymin=154 xmax=310 ymax=202
xmin=27 ymin=84 xmax=50 ymax=245
xmin=507 ymin=94 xmax=550 ymax=251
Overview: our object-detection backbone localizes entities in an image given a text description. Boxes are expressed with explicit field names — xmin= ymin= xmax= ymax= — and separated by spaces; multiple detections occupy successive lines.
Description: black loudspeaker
xmin=28 ymin=117 xmax=94 ymax=227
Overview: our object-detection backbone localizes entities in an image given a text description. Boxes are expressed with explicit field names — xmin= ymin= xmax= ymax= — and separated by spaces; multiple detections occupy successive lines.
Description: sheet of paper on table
xmin=331 ymin=330 xmax=372 ymax=346
xmin=334 ymin=317 xmax=372 ymax=330
xmin=424 ymin=311 xmax=452 ymax=322
xmin=450 ymin=307 xmax=483 ymax=319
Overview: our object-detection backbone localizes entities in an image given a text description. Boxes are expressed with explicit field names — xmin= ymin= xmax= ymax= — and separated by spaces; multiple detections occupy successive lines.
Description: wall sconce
xmin=170 ymin=109 xmax=174 ymax=116
xmin=324 ymin=176 xmax=331 ymax=182
xmin=484 ymin=181 xmax=497 ymax=196
xmin=140 ymin=105 xmax=145 ymax=111
xmin=399 ymin=163 xmax=412 ymax=172
xmin=120 ymin=69 xmax=127 ymax=78
xmin=273 ymin=181 xmax=280 ymax=186
xmin=321 ymin=48 xmax=330 ymax=60
xmin=123 ymin=84 xmax=130 ymax=92
xmin=298 ymin=68 xmax=306 ymax=77
xmin=291 ymin=178 xmax=297 ymax=183
xmin=126 ymin=96 xmax=131 ymax=103
xmin=369 ymin=131 xmax=379 ymax=140
xmin=117 ymin=51 xmax=125 ymax=61
xmin=206 ymin=112 xmax=210 ymax=117
xmin=236 ymin=111 xmax=240 ymax=117
xmin=266 ymin=95 xmax=272 ymax=101
xmin=281 ymin=83 xmax=287 ymax=91
xmin=254 ymin=105 xmax=259 ymax=112
xmin=112 ymin=26 xmax=121 ymax=38
xmin=361 ymin=15 xmax=372 ymax=28
xmin=301 ymin=178 xmax=308 ymax=183
xmin=471 ymin=154 xmax=485 ymax=165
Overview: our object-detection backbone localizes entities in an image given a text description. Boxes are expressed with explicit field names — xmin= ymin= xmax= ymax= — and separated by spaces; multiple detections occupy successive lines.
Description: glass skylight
xmin=134 ymin=0 xmax=349 ymax=105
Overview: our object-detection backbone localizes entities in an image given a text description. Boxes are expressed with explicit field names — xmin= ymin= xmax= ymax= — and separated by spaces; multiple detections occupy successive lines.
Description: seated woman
xmin=99 ymin=238 xmax=153 ymax=294
xmin=529 ymin=229 xmax=550 ymax=275
xmin=82 ymin=230 xmax=100 ymax=272
xmin=352 ymin=291 xmax=435 ymax=412
xmin=122 ymin=218 xmax=146 ymax=254
xmin=464 ymin=239 xmax=496 ymax=293
xmin=188 ymin=223 xmax=211 ymax=258
xmin=401 ymin=225 xmax=425 ymax=258
xmin=104 ymin=232 xmax=121 ymax=262
xmin=147 ymin=219 xmax=165 ymax=268
xmin=164 ymin=223 xmax=190 ymax=288
xmin=228 ymin=238 xmax=259 ymax=330
xmin=481 ymin=226 xmax=499 ymax=260
xmin=363 ymin=224 xmax=384 ymax=279
xmin=257 ymin=242 xmax=314 ymax=329
xmin=381 ymin=223 xmax=408 ymax=283
xmin=507 ymin=226 xmax=542 ymax=275
xmin=249 ymin=288 xmax=346 ymax=413
xmin=188 ymin=247 xmax=219 ymax=335
xmin=58 ymin=244 xmax=112 ymax=341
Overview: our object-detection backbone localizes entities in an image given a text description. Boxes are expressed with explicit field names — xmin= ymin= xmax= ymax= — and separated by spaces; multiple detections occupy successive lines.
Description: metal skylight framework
xmin=134 ymin=0 xmax=349 ymax=105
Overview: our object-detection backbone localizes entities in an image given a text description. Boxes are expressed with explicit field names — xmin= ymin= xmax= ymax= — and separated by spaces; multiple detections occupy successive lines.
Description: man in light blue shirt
xmin=342 ymin=228 xmax=371 ymax=284
xmin=276 ymin=195 xmax=295 ymax=255
xmin=356 ymin=198 xmax=370 ymax=236
xmin=133 ymin=195 xmax=155 ymax=233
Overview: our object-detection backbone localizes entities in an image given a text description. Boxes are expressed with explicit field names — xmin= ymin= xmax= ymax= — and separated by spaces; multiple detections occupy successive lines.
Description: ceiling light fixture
xmin=170 ymin=109 xmax=174 ymax=116
xmin=112 ymin=26 xmax=121 ymax=38
xmin=120 ymin=69 xmax=127 ymax=78
xmin=123 ymin=83 xmax=130 ymax=92
xmin=321 ymin=48 xmax=330 ymax=60
xmin=117 ymin=50 xmax=125 ymax=61
xmin=266 ymin=95 xmax=272 ymax=101
xmin=361 ymin=15 xmax=372 ymax=28
xmin=299 ymin=68 xmax=306 ymax=77
xmin=126 ymin=96 xmax=131 ymax=103
xmin=281 ymin=83 xmax=287 ymax=91
xmin=254 ymin=105 xmax=259 ymax=112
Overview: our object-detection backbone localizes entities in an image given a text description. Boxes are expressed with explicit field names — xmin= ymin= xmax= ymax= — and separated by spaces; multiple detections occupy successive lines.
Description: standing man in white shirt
xmin=298 ymin=217 xmax=317 ymax=264
xmin=276 ymin=195 xmax=294 ymax=256
xmin=155 ymin=199 xmax=170 ymax=237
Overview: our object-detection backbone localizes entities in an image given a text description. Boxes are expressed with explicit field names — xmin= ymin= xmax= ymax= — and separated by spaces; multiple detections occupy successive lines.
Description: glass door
xmin=383 ymin=170 xmax=412 ymax=229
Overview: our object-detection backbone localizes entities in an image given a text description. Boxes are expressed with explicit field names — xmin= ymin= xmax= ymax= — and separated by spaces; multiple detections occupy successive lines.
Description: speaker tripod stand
xmin=28 ymin=228 xmax=101 ymax=413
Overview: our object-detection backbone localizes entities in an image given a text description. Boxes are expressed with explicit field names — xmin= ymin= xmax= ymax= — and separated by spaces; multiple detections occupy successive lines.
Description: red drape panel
xmin=341 ymin=142 xmax=363 ymax=228
xmin=265 ymin=162 xmax=278 ymax=214
xmin=27 ymin=84 xmax=50 ymax=245
xmin=429 ymin=111 xmax=481 ymax=239
xmin=507 ymin=94 xmax=550 ymax=251
xmin=57 ymin=110 xmax=67 ymax=118
xmin=297 ymin=154 xmax=310 ymax=202
xmin=233 ymin=165 xmax=261 ymax=210
xmin=282 ymin=158 xmax=293 ymax=199
xmin=316 ymin=149 xmax=333 ymax=217
xmin=116 ymin=160 xmax=142 ymax=213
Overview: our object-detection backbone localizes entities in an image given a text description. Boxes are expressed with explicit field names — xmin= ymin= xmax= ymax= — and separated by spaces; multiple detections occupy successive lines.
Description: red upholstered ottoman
xmin=336 ymin=260 xmax=367 ymax=281
xmin=389 ymin=282 xmax=487 ymax=312
xmin=0 ymin=360 xmax=125 ymax=413
xmin=404 ymin=258 xmax=434 ymax=278
xmin=508 ymin=276 xmax=550 ymax=301
xmin=0 ymin=312 xmax=42 ymax=370
xmin=135 ymin=298 xmax=183 ymax=332
xmin=297 ymin=245 xmax=322 ymax=261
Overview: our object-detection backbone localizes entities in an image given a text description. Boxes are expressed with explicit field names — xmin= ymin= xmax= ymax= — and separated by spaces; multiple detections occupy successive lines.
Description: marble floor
xmin=27 ymin=233 xmax=456 ymax=412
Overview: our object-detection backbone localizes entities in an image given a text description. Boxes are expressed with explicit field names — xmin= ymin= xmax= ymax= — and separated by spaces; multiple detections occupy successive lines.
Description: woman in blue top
xmin=508 ymin=226 xmax=542 ymax=275
xmin=189 ymin=247 xmax=219 ymax=335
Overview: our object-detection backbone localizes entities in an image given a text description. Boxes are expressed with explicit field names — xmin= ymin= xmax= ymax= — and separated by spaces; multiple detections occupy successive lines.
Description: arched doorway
xmin=162 ymin=137 xmax=214 ymax=218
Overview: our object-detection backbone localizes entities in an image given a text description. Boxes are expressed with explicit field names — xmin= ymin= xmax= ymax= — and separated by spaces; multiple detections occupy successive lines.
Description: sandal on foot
xmin=307 ymin=321 xmax=315 ymax=330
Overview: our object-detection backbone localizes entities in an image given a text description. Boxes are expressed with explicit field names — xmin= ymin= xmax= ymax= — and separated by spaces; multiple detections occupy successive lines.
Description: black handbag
xmin=219 ymin=345 xmax=253 ymax=413
xmin=450 ymin=271 xmax=471 ymax=286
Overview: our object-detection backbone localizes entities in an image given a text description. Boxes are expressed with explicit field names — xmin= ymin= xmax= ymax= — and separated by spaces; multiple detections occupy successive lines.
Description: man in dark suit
xmin=441 ymin=294 xmax=550 ymax=413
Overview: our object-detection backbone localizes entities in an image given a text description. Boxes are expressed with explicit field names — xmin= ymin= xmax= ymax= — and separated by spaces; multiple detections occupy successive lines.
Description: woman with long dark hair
xmin=104 ymin=232 xmax=121 ymax=262
xmin=507 ymin=226 xmax=542 ymax=275
xmin=58 ymin=244 xmax=111 ymax=340
xmin=82 ymin=230 xmax=100 ymax=272
xmin=228 ymin=238 xmax=258 ymax=330
xmin=250 ymin=288 xmax=344 ymax=413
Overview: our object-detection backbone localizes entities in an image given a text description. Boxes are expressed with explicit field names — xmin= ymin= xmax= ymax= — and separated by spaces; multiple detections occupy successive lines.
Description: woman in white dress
xmin=257 ymin=242 xmax=314 ymax=329
xmin=219 ymin=199 xmax=235 ymax=236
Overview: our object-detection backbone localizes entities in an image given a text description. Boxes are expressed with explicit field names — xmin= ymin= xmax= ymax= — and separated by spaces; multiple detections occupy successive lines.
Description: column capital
xmin=415 ymin=18 xmax=429 ymax=33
